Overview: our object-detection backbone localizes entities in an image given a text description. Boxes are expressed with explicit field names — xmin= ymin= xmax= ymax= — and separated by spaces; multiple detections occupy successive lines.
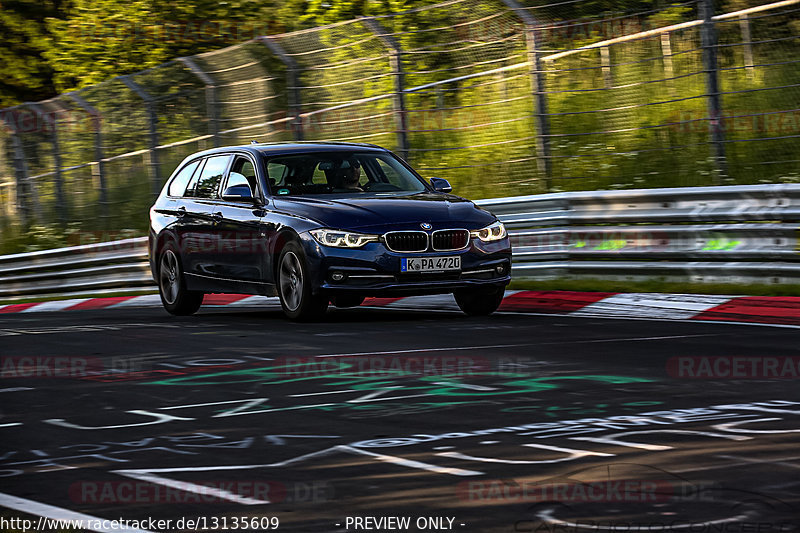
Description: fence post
xmin=502 ymin=0 xmax=552 ymax=190
xmin=738 ymin=15 xmax=755 ymax=80
xmin=362 ymin=17 xmax=410 ymax=161
xmin=700 ymin=0 xmax=727 ymax=182
xmin=119 ymin=75 xmax=162 ymax=196
xmin=261 ymin=37 xmax=304 ymax=141
xmin=66 ymin=92 xmax=109 ymax=221
xmin=660 ymin=32 xmax=676 ymax=95
xmin=179 ymin=56 xmax=220 ymax=147
xmin=600 ymin=46 xmax=613 ymax=88
xmin=1 ymin=114 xmax=32 ymax=226
xmin=27 ymin=102 xmax=67 ymax=224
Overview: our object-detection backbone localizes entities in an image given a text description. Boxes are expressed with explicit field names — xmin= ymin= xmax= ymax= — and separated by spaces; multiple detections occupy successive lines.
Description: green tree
xmin=44 ymin=0 xmax=298 ymax=92
xmin=0 ymin=0 xmax=66 ymax=107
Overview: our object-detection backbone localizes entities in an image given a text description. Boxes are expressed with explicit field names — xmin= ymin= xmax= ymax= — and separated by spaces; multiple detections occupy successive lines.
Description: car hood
xmin=271 ymin=192 xmax=496 ymax=232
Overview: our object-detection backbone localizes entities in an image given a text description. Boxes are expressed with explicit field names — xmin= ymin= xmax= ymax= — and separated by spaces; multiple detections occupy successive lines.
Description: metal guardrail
xmin=0 ymin=184 xmax=798 ymax=301
xmin=0 ymin=237 xmax=154 ymax=299
xmin=477 ymin=183 xmax=800 ymax=284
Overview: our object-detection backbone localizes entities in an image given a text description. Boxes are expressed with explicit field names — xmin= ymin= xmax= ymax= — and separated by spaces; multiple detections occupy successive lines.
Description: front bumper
xmin=298 ymin=231 xmax=512 ymax=296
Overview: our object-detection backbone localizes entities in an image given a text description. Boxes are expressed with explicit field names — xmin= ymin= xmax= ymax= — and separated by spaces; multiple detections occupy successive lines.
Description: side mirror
xmin=222 ymin=185 xmax=256 ymax=202
xmin=430 ymin=177 xmax=452 ymax=193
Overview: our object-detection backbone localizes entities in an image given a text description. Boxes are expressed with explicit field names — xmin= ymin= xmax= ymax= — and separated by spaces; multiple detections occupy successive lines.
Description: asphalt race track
xmin=1 ymin=302 xmax=799 ymax=532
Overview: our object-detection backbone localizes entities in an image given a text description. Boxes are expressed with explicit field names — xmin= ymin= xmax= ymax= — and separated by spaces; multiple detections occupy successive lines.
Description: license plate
xmin=401 ymin=256 xmax=461 ymax=272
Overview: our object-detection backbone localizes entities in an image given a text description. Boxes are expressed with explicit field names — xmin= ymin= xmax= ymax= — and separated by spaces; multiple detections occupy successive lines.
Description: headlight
xmin=310 ymin=228 xmax=379 ymax=248
xmin=471 ymin=221 xmax=507 ymax=242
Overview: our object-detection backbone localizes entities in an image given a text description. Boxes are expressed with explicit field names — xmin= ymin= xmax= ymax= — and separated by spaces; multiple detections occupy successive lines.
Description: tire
xmin=158 ymin=245 xmax=203 ymax=316
xmin=454 ymin=285 xmax=505 ymax=316
xmin=277 ymin=242 xmax=328 ymax=321
xmin=331 ymin=294 xmax=366 ymax=308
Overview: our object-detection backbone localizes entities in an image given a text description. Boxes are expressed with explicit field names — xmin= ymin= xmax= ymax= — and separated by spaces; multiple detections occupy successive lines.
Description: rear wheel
xmin=158 ymin=246 xmax=203 ymax=316
xmin=277 ymin=242 xmax=328 ymax=321
xmin=454 ymin=285 xmax=505 ymax=316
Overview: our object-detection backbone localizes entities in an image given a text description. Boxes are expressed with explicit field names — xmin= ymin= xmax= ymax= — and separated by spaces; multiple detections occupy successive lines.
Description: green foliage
xmin=1 ymin=0 xmax=799 ymax=251
xmin=0 ymin=0 xmax=65 ymax=107
xmin=43 ymin=0 xmax=295 ymax=92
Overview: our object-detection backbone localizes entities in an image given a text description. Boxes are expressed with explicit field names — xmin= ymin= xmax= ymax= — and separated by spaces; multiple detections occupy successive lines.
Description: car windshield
xmin=263 ymin=152 xmax=428 ymax=196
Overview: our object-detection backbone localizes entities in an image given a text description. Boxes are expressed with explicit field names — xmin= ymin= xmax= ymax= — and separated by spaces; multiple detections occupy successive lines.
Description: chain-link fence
xmin=1 ymin=0 xmax=798 ymax=253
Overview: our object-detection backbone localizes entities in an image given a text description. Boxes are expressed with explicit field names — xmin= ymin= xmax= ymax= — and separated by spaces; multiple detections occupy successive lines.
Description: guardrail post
xmin=27 ymin=102 xmax=67 ymax=224
xmin=178 ymin=56 xmax=220 ymax=148
xmin=261 ymin=37 xmax=304 ymax=141
xmin=119 ymin=75 xmax=162 ymax=196
xmin=66 ymin=92 xmax=109 ymax=221
xmin=362 ymin=17 xmax=410 ymax=161
xmin=700 ymin=0 xmax=728 ymax=182
xmin=502 ymin=0 xmax=553 ymax=191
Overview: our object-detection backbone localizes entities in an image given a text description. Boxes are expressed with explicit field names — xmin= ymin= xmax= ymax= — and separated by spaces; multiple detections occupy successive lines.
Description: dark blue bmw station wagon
xmin=148 ymin=142 xmax=511 ymax=320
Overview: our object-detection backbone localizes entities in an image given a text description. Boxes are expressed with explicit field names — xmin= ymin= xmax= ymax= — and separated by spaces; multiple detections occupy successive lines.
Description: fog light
xmin=496 ymin=264 xmax=506 ymax=274
xmin=331 ymin=271 xmax=345 ymax=282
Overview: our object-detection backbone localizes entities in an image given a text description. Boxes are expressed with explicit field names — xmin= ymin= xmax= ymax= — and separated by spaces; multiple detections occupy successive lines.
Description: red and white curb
xmin=1 ymin=291 xmax=800 ymax=327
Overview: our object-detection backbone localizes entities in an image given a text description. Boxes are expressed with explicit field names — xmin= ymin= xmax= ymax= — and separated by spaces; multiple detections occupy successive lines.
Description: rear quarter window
xmin=168 ymin=160 xmax=201 ymax=197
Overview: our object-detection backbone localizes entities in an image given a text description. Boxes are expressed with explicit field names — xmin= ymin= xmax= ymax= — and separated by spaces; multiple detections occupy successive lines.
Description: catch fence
xmin=1 ymin=0 xmax=798 ymax=253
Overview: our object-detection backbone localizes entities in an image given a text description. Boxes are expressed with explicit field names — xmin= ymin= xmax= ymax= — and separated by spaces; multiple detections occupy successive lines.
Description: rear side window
xmin=168 ymin=160 xmax=201 ymax=197
xmin=188 ymin=155 xmax=231 ymax=199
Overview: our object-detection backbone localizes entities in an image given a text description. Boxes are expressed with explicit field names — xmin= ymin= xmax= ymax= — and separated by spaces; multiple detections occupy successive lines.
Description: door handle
xmin=176 ymin=206 xmax=186 ymax=217
xmin=212 ymin=211 xmax=223 ymax=222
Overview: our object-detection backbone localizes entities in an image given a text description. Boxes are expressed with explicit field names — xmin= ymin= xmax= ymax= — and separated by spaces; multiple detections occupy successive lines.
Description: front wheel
xmin=454 ymin=286 xmax=505 ymax=316
xmin=158 ymin=247 xmax=203 ymax=316
xmin=277 ymin=242 xmax=328 ymax=321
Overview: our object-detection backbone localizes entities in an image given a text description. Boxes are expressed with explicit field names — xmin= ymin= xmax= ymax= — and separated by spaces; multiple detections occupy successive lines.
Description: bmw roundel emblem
xmin=420 ymin=222 xmax=433 ymax=230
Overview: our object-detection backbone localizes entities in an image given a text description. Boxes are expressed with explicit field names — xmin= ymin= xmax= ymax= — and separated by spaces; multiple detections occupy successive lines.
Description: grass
xmin=0 ymin=289 xmax=157 ymax=306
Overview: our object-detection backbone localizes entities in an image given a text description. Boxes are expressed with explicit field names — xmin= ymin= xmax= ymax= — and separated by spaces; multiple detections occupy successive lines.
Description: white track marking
xmin=315 ymin=336 xmax=715 ymax=360
xmin=19 ymin=299 xmax=89 ymax=313
xmin=438 ymin=444 xmax=612 ymax=465
xmin=571 ymin=293 xmax=735 ymax=320
xmin=315 ymin=343 xmax=534 ymax=358
xmin=116 ymin=472 xmax=269 ymax=505
xmin=717 ymin=454 xmax=800 ymax=470
xmin=113 ymin=444 xmax=480 ymax=507
xmin=338 ymin=445 xmax=482 ymax=476
xmin=499 ymin=309 xmax=800 ymax=329
xmin=0 ymin=422 xmax=22 ymax=428
xmin=108 ymin=295 xmax=162 ymax=308
xmin=289 ymin=389 xmax=358 ymax=397
xmin=571 ymin=429 xmax=751 ymax=451
xmin=0 ymin=492 xmax=155 ymax=532
xmin=713 ymin=417 xmax=800 ymax=434
xmin=432 ymin=381 xmax=497 ymax=391
xmin=222 ymin=296 xmax=278 ymax=306
xmin=159 ymin=398 xmax=268 ymax=410
xmin=536 ymin=508 xmax=751 ymax=531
